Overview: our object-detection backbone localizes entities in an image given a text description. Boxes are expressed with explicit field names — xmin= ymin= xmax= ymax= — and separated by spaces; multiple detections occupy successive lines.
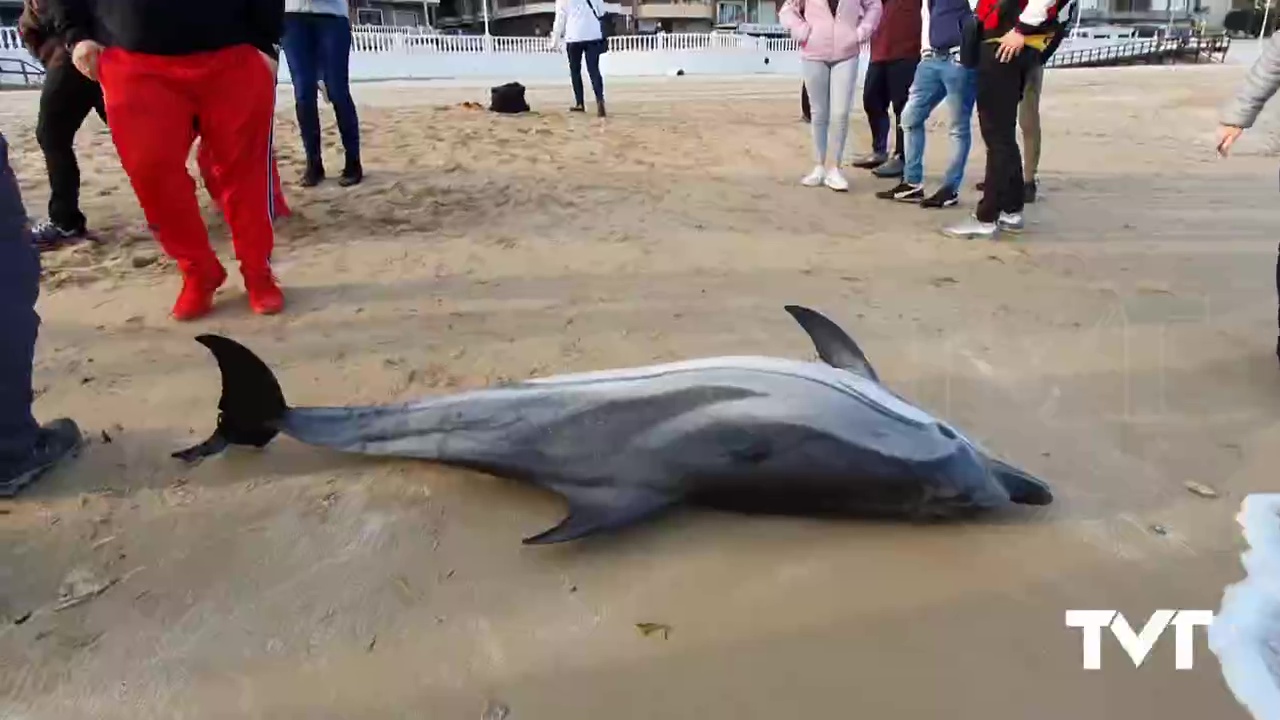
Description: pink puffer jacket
xmin=780 ymin=0 xmax=884 ymax=63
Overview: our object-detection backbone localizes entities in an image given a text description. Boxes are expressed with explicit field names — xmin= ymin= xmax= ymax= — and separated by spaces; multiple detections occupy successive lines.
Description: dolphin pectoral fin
xmin=783 ymin=305 xmax=880 ymax=382
xmin=990 ymin=458 xmax=1054 ymax=506
xmin=522 ymin=484 xmax=677 ymax=545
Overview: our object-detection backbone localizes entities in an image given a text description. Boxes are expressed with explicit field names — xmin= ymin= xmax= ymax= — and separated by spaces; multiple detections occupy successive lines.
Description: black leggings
xmin=37 ymin=61 xmax=106 ymax=232
xmin=567 ymin=40 xmax=604 ymax=106
xmin=862 ymin=58 xmax=918 ymax=157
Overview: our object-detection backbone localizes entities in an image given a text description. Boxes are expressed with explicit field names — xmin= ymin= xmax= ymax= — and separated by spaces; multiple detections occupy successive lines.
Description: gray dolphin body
xmin=176 ymin=306 xmax=1052 ymax=544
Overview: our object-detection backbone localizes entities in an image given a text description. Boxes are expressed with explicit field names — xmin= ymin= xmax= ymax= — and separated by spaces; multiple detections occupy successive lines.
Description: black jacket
xmin=46 ymin=0 xmax=284 ymax=61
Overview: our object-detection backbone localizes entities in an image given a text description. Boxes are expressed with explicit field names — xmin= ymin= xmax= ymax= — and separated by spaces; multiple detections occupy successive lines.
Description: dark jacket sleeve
xmin=247 ymin=0 xmax=286 ymax=61
xmin=1039 ymin=2 xmax=1075 ymax=64
xmin=46 ymin=0 xmax=95 ymax=49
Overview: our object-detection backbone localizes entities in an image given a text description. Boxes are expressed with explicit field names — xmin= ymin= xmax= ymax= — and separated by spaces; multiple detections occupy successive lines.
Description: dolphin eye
xmin=937 ymin=423 xmax=958 ymax=440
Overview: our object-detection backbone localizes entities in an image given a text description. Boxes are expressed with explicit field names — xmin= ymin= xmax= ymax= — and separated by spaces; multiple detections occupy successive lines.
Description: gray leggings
xmin=1019 ymin=62 xmax=1044 ymax=182
xmin=801 ymin=56 xmax=859 ymax=166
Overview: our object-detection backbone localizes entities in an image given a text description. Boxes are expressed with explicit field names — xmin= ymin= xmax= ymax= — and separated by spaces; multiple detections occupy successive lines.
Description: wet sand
xmin=0 ymin=67 xmax=1277 ymax=718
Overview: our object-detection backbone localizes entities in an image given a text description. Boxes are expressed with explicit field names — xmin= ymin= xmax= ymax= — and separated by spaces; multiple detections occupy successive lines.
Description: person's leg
xmin=800 ymin=60 xmax=832 ymax=184
xmin=34 ymin=61 xmax=97 ymax=242
xmin=585 ymin=40 xmax=605 ymax=115
xmin=824 ymin=55 xmax=860 ymax=188
xmin=98 ymin=48 xmax=225 ymax=318
xmin=0 ymin=131 xmax=40 ymax=468
xmin=881 ymin=58 xmax=945 ymax=203
xmin=282 ymin=14 xmax=325 ymax=185
xmin=195 ymin=44 xmax=282 ymax=315
xmin=0 ymin=130 xmax=81 ymax=494
xmin=567 ymin=42 xmax=586 ymax=109
xmin=316 ymin=14 xmax=362 ymax=184
xmin=945 ymin=44 xmax=1023 ymax=237
xmin=888 ymin=57 xmax=919 ymax=158
xmin=939 ymin=61 xmax=978 ymax=193
xmin=871 ymin=57 xmax=920 ymax=178
xmin=1019 ymin=61 xmax=1044 ymax=201
xmin=861 ymin=61 xmax=891 ymax=159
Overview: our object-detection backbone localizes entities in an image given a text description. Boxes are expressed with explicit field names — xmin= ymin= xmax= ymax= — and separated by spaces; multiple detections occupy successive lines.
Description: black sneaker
xmin=1024 ymin=180 xmax=1038 ymax=204
xmin=301 ymin=162 xmax=326 ymax=188
xmin=30 ymin=219 xmax=87 ymax=251
xmin=339 ymin=162 xmax=364 ymax=188
xmin=570 ymin=105 xmax=585 ymax=113
xmin=0 ymin=418 xmax=82 ymax=498
xmin=875 ymin=182 xmax=924 ymax=202
xmin=871 ymin=156 xmax=904 ymax=179
xmin=920 ymin=186 xmax=959 ymax=209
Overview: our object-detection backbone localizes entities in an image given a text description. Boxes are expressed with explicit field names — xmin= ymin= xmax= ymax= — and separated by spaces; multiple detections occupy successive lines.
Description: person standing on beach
xmin=942 ymin=0 xmax=1069 ymax=240
xmin=0 ymin=130 xmax=82 ymax=497
xmin=781 ymin=0 xmax=883 ymax=192
xmin=875 ymin=0 xmax=977 ymax=208
xmin=849 ymin=0 xmax=921 ymax=180
xmin=550 ymin=0 xmax=608 ymax=117
xmin=17 ymin=0 xmax=105 ymax=250
xmin=49 ymin=0 xmax=287 ymax=321
xmin=1217 ymin=29 xmax=1280 ymax=363
xmin=282 ymin=0 xmax=363 ymax=187
xmin=975 ymin=0 xmax=1075 ymax=204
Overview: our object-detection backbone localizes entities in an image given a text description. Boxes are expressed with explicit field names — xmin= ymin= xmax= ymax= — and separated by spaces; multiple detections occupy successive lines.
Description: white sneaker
xmin=801 ymin=165 xmax=826 ymax=187
xmin=824 ymin=168 xmax=850 ymax=192
xmin=997 ymin=212 xmax=1025 ymax=233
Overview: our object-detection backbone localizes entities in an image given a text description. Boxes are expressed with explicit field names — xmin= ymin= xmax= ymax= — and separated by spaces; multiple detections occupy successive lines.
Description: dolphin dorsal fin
xmin=784 ymin=305 xmax=880 ymax=382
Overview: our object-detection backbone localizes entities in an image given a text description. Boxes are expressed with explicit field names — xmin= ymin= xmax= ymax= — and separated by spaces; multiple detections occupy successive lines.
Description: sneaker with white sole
xmin=920 ymin=186 xmax=959 ymax=209
xmin=942 ymin=215 xmax=998 ymax=240
xmin=997 ymin=212 xmax=1025 ymax=233
xmin=823 ymin=168 xmax=850 ymax=192
xmin=801 ymin=165 xmax=826 ymax=187
xmin=875 ymin=182 xmax=923 ymax=202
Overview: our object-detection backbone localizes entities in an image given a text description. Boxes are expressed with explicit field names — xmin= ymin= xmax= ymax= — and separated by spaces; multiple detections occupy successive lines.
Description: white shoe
xmin=801 ymin=166 xmax=826 ymax=187
xmin=824 ymin=168 xmax=849 ymax=192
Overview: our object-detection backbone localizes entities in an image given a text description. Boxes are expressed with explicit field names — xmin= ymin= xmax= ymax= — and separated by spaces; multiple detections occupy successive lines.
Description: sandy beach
xmin=0 ymin=66 xmax=1278 ymax=718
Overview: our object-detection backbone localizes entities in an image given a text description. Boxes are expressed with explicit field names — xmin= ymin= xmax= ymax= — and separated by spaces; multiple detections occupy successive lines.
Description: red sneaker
xmin=172 ymin=264 xmax=227 ymax=321
xmin=244 ymin=270 xmax=284 ymax=315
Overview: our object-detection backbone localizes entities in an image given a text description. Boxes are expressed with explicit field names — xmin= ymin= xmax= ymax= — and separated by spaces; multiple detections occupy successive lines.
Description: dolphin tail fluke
xmin=172 ymin=334 xmax=289 ymax=463
xmin=990 ymin=458 xmax=1053 ymax=506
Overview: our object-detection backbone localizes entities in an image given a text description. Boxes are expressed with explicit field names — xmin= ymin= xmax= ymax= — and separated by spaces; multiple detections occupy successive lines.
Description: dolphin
xmin=174 ymin=305 xmax=1052 ymax=544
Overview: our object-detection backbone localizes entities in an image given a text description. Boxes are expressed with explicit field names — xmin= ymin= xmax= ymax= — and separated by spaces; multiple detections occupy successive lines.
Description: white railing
xmin=349 ymin=31 xmax=791 ymax=54
xmin=2 ymin=28 xmax=804 ymax=84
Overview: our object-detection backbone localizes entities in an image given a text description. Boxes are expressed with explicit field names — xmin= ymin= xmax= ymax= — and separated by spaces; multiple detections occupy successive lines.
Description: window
xmin=393 ymin=9 xmax=423 ymax=25
xmin=717 ymin=0 xmax=746 ymax=25
xmin=357 ymin=8 xmax=385 ymax=24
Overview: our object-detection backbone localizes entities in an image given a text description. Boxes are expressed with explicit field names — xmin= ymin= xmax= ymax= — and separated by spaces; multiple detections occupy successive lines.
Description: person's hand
xmin=996 ymin=29 xmax=1025 ymax=63
xmin=1216 ymin=124 xmax=1244 ymax=157
xmin=548 ymin=37 xmax=560 ymax=52
xmin=71 ymin=40 xmax=103 ymax=81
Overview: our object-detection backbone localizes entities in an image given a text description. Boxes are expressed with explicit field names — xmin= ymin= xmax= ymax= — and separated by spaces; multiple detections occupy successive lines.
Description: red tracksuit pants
xmin=99 ymin=44 xmax=276 ymax=277
xmin=197 ymin=141 xmax=290 ymax=223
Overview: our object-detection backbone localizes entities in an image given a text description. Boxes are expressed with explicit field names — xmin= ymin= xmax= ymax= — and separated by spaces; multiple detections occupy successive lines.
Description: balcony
xmin=636 ymin=0 xmax=716 ymax=20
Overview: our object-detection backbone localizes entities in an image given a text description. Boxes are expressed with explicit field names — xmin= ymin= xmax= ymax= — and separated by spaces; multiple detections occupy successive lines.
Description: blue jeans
xmin=0 ymin=131 xmax=41 ymax=466
xmin=901 ymin=55 xmax=977 ymax=190
xmin=282 ymin=13 xmax=361 ymax=168
xmin=567 ymin=40 xmax=605 ymax=106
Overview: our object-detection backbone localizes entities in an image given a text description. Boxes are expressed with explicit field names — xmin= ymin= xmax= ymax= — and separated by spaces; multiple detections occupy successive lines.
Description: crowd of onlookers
xmin=784 ymin=0 xmax=1076 ymax=239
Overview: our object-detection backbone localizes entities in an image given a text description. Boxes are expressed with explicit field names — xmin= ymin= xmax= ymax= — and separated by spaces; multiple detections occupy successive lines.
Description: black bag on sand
xmin=960 ymin=13 xmax=982 ymax=69
xmin=490 ymin=82 xmax=530 ymax=114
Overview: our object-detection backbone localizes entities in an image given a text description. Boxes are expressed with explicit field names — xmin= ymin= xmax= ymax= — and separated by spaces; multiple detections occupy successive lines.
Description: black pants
xmin=863 ymin=58 xmax=918 ymax=157
xmin=974 ymin=42 xmax=1038 ymax=223
xmin=36 ymin=61 xmax=105 ymax=232
xmin=567 ymin=40 xmax=605 ymax=106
